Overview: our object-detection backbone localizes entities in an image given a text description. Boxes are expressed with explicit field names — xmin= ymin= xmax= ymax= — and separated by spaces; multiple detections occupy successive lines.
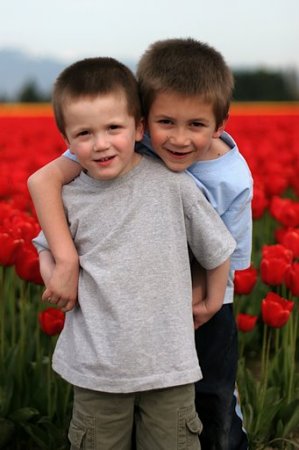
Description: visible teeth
xmin=100 ymin=157 xmax=111 ymax=161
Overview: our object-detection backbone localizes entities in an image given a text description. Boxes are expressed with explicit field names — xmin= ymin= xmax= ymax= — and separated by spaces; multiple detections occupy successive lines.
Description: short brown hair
xmin=53 ymin=57 xmax=142 ymax=135
xmin=137 ymin=38 xmax=234 ymax=127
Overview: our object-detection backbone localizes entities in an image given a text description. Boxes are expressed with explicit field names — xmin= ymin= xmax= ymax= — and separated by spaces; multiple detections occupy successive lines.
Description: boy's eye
xmin=191 ymin=121 xmax=204 ymax=128
xmin=77 ymin=130 xmax=90 ymax=137
xmin=158 ymin=119 xmax=173 ymax=125
xmin=109 ymin=124 xmax=121 ymax=130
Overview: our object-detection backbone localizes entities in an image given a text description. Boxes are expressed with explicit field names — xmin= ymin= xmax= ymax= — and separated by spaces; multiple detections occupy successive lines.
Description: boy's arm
xmin=39 ymin=249 xmax=56 ymax=286
xmin=39 ymin=249 xmax=74 ymax=311
xmin=191 ymin=258 xmax=206 ymax=307
xmin=28 ymin=156 xmax=81 ymax=306
xmin=193 ymin=257 xmax=230 ymax=329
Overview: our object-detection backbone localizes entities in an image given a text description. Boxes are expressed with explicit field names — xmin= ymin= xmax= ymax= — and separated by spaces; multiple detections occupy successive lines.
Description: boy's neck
xmin=199 ymin=136 xmax=231 ymax=162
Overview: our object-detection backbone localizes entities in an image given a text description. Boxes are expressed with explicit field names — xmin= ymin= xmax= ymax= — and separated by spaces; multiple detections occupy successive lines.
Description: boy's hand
xmin=42 ymin=262 xmax=79 ymax=312
xmin=191 ymin=258 xmax=206 ymax=307
xmin=193 ymin=258 xmax=230 ymax=328
xmin=193 ymin=298 xmax=220 ymax=329
xmin=39 ymin=250 xmax=79 ymax=312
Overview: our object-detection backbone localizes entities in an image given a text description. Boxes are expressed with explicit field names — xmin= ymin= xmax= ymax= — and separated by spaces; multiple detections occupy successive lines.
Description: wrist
xmin=204 ymin=297 xmax=222 ymax=315
xmin=55 ymin=252 xmax=79 ymax=268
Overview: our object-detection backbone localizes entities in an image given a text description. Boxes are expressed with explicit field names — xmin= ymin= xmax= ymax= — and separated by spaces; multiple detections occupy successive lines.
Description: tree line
xmin=2 ymin=68 xmax=299 ymax=102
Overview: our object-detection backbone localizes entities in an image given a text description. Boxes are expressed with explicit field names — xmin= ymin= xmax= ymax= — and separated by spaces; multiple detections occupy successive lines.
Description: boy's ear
xmin=62 ymin=134 xmax=75 ymax=154
xmin=135 ymin=118 xmax=145 ymax=142
xmin=213 ymin=116 xmax=228 ymax=138
xmin=62 ymin=133 xmax=69 ymax=146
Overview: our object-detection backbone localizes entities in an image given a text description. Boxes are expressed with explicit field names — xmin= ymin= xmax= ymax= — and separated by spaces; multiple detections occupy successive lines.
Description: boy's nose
xmin=168 ymin=128 xmax=190 ymax=146
xmin=93 ymin=134 xmax=110 ymax=151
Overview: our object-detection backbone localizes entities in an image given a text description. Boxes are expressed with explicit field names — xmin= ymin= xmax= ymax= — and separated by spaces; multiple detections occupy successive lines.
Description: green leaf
xmin=0 ymin=417 xmax=15 ymax=448
xmin=277 ymin=399 xmax=299 ymax=437
xmin=20 ymin=422 xmax=50 ymax=449
xmin=0 ymin=378 xmax=14 ymax=416
xmin=9 ymin=407 xmax=40 ymax=423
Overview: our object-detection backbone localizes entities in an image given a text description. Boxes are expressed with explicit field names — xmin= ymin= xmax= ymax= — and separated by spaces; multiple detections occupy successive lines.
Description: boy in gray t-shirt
xmin=31 ymin=57 xmax=235 ymax=449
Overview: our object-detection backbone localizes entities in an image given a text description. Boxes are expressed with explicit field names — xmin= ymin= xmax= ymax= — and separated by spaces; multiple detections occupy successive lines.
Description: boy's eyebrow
xmin=152 ymin=112 xmax=210 ymax=123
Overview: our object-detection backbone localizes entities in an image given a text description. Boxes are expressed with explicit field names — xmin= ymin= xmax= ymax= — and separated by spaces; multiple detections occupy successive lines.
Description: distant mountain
xmin=0 ymin=48 xmax=137 ymax=100
xmin=1 ymin=48 xmax=298 ymax=101
xmin=0 ymin=48 xmax=70 ymax=100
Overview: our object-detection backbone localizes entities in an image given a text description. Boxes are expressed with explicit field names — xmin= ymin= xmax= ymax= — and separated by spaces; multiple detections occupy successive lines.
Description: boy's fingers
xmin=61 ymin=300 xmax=76 ymax=313
xmin=42 ymin=288 xmax=51 ymax=301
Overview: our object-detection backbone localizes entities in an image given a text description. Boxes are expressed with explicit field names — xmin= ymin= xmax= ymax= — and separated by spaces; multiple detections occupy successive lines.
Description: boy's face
xmin=147 ymin=91 xmax=226 ymax=172
xmin=63 ymin=92 xmax=143 ymax=180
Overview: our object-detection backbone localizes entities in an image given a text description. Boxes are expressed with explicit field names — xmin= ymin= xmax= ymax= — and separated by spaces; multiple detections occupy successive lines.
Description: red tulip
xmin=285 ymin=263 xmax=299 ymax=296
xmin=14 ymin=242 xmax=44 ymax=285
xmin=290 ymin=166 xmax=299 ymax=197
xmin=260 ymin=244 xmax=293 ymax=286
xmin=269 ymin=196 xmax=299 ymax=228
xmin=252 ymin=183 xmax=268 ymax=220
xmin=0 ymin=229 xmax=23 ymax=266
xmin=234 ymin=265 xmax=258 ymax=295
xmin=262 ymin=244 xmax=293 ymax=263
xmin=260 ymin=256 xmax=291 ymax=286
xmin=236 ymin=313 xmax=258 ymax=332
xmin=261 ymin=292 xmax=294 ymax=328
xmin=39 ymin=307 xmax=65 ymax=336
xmin=262 ymin=162 xmax=288 ymax=197
xmin=0 ymin=202 xmax=19 ymax=224
xmin=275 ymin=228 xmax=299 ymax=258
xmin=6 ymin=213 xmax=41 ymax=243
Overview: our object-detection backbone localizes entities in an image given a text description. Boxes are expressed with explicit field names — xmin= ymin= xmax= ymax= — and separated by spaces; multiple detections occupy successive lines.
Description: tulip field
xmin=0 ymin=102 xmax=299 ymax=449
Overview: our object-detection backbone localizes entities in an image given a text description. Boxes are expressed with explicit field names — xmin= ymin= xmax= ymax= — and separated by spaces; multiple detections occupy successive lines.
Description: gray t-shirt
xmin=34 ymin=155 xmax=235 ymax=393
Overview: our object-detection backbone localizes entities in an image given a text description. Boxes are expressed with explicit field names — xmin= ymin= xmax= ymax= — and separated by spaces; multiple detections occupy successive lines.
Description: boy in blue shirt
xmin=28 ymin=38 xmax=252 ymax=450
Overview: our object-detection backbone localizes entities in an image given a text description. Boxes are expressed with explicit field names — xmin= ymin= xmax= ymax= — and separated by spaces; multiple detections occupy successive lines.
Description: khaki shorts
xmin=68 ymin=383 xmax=202 ymax=450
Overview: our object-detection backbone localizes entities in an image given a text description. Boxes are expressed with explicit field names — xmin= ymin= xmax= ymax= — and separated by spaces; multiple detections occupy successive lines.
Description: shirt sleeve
xmin=63 ymin=149 xmax=80 ymax=162
xmin=32 ymin=231 xmax=50 ymax=253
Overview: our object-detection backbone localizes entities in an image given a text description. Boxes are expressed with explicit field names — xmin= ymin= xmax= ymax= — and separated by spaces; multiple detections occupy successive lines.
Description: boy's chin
xmin=162 ymin=158 xmax=192 ymax=172
xmin=155 ymin=150 xmax=196 ymax=172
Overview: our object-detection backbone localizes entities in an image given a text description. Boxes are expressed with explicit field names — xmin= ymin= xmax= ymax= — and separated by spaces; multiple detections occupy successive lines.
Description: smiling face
xmin=147 ymin=91 xmax=226 ymax=172
xmin=63 ymin=91 xmax=143 ymax=180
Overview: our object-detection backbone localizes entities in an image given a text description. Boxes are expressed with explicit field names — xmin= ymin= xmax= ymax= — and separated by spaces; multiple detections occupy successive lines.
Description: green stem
xmin=255 ymin=325 xmax=271 ymax=435
xmin=9 ymin=269 xmax=16 ymax=348
xmin=287 ymin=308 xmax=298 ymax=402
xmin=18 ymin=280 xmax=29 ymax=391
xmin=260 ymin=323 xmax=268 ymax=377
xmin=274 ymin=328 xmax=279 ymax=353
xmin=47 ymin=351 xmax=53 ymax=418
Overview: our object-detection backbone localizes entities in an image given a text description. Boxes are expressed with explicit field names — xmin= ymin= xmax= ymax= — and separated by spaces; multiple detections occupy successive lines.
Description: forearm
xmin=193 ymin=258 xmax=230 ymax=328
xmin=39 ymin=249 xmax=56 ymax=286
xmin=205 ymin=258 xmax=230 ymax=314
xmin=191 ymin=258 xmax=206 ymax=306
xmin=28 ymin=156 xmax=81 ymax=265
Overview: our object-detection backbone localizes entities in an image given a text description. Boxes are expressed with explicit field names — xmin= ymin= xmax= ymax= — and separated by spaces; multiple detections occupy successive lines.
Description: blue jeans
xmin=195 ymin=304 xmax=248 ymax=450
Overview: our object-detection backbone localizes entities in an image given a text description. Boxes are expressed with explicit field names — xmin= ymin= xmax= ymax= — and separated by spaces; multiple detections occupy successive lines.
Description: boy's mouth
xmin=166 ymin=149 xmax=193 ymax=157
xmin=94 ymin=155 xmax=116 ymax=166
xmin=95 ymin=155 xmax=115 ymax=162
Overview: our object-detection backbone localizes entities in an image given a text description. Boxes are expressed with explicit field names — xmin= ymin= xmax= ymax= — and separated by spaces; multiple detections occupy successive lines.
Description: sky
xmin=1 ymin=0 xmax=298 ymax=71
